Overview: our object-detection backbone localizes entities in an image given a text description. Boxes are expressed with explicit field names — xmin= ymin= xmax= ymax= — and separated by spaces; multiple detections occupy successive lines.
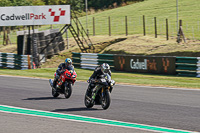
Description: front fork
xmin=102 ymin=87 xmax=110 ymax=100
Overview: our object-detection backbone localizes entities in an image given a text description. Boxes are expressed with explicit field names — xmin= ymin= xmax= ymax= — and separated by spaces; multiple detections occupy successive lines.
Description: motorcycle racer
xmin=87 ymin=63 xmax=111 ymax=98
xmin=53 ymin=58 xmax=74 ymax=88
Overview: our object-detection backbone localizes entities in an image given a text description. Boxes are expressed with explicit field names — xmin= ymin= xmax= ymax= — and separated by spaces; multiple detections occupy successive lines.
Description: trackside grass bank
xmin=0 ymin=68 xmax=200 ymax=89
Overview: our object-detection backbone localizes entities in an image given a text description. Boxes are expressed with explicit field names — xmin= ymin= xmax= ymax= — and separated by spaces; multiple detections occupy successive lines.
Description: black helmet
xmin=101 ymin=63 xmax=110 ymax=74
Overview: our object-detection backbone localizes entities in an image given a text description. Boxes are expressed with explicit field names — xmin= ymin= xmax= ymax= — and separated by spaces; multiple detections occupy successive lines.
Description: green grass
xmin=1 ymin=68 xmax=200 ymax=89
xmin=1 ymin=0 xmax=200 ymax=45
xmin=76 ymin=0 xmax=200 ymax=39
xmin=0 ymin=1 xmax=200 ymax=88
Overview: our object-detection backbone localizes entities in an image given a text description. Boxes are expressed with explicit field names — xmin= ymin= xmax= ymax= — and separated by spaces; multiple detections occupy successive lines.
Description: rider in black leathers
xmin=87 ymin=63 xmax=111 ymax=96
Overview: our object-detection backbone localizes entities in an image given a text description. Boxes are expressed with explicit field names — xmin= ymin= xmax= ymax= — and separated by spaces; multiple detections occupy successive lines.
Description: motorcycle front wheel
xmin=52 ymin=87 xmax=59 ymax=97
xmin=64 ymin=82 xmax=72 ymax=99
xmin=84 ymin=89 xmax=94 ymax=108
xmin=101 ymin=90 xmax=111 ymax=110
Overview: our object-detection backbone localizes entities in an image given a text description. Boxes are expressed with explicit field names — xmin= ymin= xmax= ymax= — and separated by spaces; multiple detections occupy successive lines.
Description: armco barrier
xmin=72 ymin=52 xmax=200 ymax=77
xmin=176 ymin=57 xmax=198 ymax=77
xmin=0 ymin=52 xmax=32 ymax=70
xmin=72 ymin=52 xmax=114 ymax=70
xmin=197 ymin=57 xmax=200 ymax=77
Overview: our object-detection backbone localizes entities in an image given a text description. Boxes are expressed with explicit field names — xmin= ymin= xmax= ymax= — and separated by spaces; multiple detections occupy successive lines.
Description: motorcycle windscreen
xmin=67 ymin=65 xmax=74 ymax=71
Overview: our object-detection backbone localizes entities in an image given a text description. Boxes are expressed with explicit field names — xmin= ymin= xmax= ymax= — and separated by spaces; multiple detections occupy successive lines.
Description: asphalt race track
xmin=0 ymin=75 xmax=200 ymax=133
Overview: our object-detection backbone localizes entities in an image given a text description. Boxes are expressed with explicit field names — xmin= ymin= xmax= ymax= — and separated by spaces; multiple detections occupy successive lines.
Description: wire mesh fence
xmin=76 ymin=15 xmax=200 ymax=40
xmin=0 ymin=15 xmax=200 ymax=46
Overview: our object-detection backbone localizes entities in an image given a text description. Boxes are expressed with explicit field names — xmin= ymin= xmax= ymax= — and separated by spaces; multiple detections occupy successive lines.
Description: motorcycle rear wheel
xmin=101 ymin=90 xmax=111 ymax=110
xmin=64 ymin=83 xmax=72 ymax=99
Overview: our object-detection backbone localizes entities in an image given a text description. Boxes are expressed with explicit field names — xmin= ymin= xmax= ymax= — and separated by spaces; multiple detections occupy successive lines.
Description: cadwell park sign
xmin=114 ymin=55 xmax=176 ymax=75
xmin=0 ymin=5 xmax=70 ymax=26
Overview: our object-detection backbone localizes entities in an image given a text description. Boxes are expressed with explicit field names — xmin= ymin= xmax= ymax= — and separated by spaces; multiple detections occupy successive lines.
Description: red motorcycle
xmin=49 ymin=69 xmax=77 ymax=99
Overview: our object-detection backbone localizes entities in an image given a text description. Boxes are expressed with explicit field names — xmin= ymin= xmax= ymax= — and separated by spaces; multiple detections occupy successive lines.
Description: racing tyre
xmin=64 ymin=82 xmax=72 ymax=99
xmin=84 ymin=89 xmax=94 ymax=108
xmin=52 ymin=87 xmax=59 ymax=97
xmin=101 ymin=90 xmax=111 ymax=110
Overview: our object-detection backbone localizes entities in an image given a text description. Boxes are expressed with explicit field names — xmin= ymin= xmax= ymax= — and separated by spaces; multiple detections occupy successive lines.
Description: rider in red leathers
xmin=53 ymin=58 xmax=74 ymax=88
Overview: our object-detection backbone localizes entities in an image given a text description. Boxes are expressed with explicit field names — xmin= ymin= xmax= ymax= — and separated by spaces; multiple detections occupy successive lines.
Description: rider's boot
xmin=91 ymin=85 xmax=101 ymax=101
xmin=53 ymin=75 xmax=59 ymax=88
xmin=53 ymin=80 xmax=56 ymax=88
xmin=87 ymin=86 xmax=92 ymax=97
xmin=91 ymin=86 xmax=97 ymax=100
xmin=53 ymin=74 xmax=60 ymax=88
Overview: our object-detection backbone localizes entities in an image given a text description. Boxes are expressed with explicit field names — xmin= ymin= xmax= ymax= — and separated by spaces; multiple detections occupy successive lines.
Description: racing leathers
xmin=53 ymin=63 xmax=74 ymax=88
xmin=87 ymin=66 xmax=111 ymax=97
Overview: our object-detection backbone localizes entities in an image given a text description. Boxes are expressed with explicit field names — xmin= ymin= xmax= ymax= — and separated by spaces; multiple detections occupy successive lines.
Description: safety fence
xmin=72 ymin=52 xmax=200 ymax=77
xmin=76 ymin=15 xmax=200 ymax=40
xmin=0 ymin=52 xmax=32 ymax=70
xmin=198 ymin=57 xmax=200 ymax=77
xmin=176 ymin=57 xmax=198 ymax=77
xmin=72 ymin=52 xmax=114 ymax=70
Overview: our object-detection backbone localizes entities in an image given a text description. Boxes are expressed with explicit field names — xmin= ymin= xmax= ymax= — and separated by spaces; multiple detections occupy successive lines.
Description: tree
xmin=31 ymin=0 xmax=45 ymax=5
xmin=0 ymin=0 xmax=44 ymax=6
xmin=7 ymin=0 xmax=32 ymax=6
xmin=69 ymin=0 xmax=84 ymax=12
xmin=0 ymin=0 xmax=12 ymax=6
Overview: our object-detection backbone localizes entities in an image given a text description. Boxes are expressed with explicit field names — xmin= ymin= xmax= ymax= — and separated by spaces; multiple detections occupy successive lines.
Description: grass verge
xmin=0 ymin=68 xmax=200 ymax=89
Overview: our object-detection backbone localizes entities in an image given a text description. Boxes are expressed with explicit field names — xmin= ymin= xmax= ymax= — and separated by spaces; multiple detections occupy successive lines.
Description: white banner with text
xmin=0 ymin=5 xmax=70 ymax=26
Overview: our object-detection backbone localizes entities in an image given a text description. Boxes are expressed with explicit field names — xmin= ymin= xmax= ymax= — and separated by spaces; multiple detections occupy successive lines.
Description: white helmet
xmin=101 ymin=63 xmax=110 ymax=74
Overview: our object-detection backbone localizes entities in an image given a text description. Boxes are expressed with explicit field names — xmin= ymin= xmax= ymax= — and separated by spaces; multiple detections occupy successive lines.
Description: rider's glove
xmin=57 ymin=70 xmax=61 ymax=75
xmin=87 ymin=77 xmax=91 ymax=83
xmin=55 ymin=75 xmax=60 ymax=79
xmin=87 ymin=77 xmax=94 ymax=83
xmin=61 ymin=70 xmax=65 ymax=74
xmin=90 ymin=78 xmax=95 ymax=83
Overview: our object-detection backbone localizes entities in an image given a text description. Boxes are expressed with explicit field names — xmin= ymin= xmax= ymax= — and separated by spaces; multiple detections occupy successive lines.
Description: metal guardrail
xmin=73 ymin=52 xmax=200 ymax=77
xmin=197 ymin=57 xmax=200 ymax=77
xmin=0 ymin=52 xmax=32 ymax=70
xmin=176 ymin=57 xmax=198 ymax=77
xmin=72 ymin=52 xmax=114 ymax=70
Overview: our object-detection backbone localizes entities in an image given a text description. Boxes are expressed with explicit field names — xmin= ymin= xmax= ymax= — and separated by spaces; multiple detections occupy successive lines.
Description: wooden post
xmin=154 ymin=17 xmax=157 ymax=38
xmin=28 ymin=55 xmax=31 ymax=69
xmin=177 ymin=20 xmax=186 ymax=43
xmin=143 ymin=15 xmax=146 ymax=36
xmin=109 ymin=16 xmax=111 ymax=36
xmin=166 ymin=19 xmax=169 ymax=40
xmin=125 ymin=16 xmax=128 ymax=36
xmin=180 ymin=20 xmax=182 ymax=27
xmin=93 ymin=17 xmax=95 ymax=36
